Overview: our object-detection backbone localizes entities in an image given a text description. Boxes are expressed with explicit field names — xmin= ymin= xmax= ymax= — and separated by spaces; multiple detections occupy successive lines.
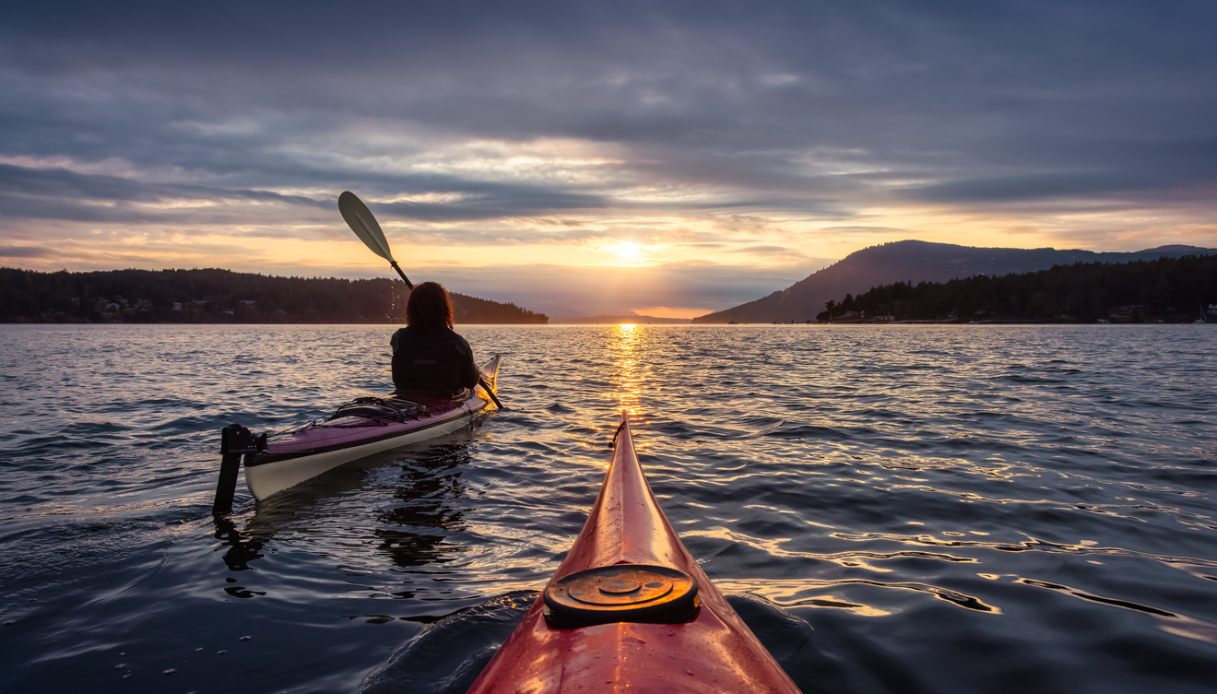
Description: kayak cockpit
xmin=329 ymin=396 xmax=428 ymax=422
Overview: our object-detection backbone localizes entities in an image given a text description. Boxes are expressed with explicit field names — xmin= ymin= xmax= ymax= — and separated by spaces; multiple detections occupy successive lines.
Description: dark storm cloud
xmin=376 ymin=189 xmax=609 ymax=222
xmin=0 ymin=161 xmax=608 ymax=227
xmin=905 ymin=171 xmax=1151 ymax=204
xmin=0 ymin=164 xmax=318 ymax=207
xmin=902 ymin=138 xmax=1217 ymax=204
xmin=2 ymin=0 xmax=1216 ymax=249
xmin=0 ymin=245 xmax=53 ymax=258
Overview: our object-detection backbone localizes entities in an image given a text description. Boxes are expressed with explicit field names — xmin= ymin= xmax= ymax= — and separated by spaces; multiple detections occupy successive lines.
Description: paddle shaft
xmin=388 ymin=260 xmax=503 ymax=409
xmin=390 ymin=261 xmax=414 ymax=290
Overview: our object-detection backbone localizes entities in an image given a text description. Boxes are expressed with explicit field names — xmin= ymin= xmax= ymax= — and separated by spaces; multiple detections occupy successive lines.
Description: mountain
xmin=692 ymin=241 xmax=1217 ymax=323
xmin=0 ymin=268 xmax=548 ymax=324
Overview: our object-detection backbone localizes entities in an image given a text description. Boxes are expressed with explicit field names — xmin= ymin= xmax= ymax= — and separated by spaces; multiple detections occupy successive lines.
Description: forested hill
xmin=693 ymin=240 xmax=1217 ymax=323
xmin=819 ymin=254 xmax=1217 ymax=324
xmin=0 ymin=268 xmax=548 ymax=324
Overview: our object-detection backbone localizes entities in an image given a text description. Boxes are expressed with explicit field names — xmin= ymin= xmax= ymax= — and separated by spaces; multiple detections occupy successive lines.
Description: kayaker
xmin=391 ymin=281 xmax=480 ymax=398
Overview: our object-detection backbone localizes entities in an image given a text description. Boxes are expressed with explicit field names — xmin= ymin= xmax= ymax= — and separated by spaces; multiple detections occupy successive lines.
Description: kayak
xmin=242 ymin=353 xmax=500 ymax=501
xmin=467 ymin=413 xmax=798 ymax=693
xmin=217 ymin=354 xmax=501 ymax=504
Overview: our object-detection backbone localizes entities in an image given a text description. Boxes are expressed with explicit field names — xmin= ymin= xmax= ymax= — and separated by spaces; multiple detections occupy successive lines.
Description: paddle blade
xmin=338 ymin=191 xmax=395 ymax=262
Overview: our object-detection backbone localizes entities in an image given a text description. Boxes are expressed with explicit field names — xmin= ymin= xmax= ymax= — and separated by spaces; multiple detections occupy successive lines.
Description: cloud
xmin=5 ymin=2 xmax=1213 ymax=203
xmin=0 ymin=245 xmax=53 ymax=258
xmin=2 ymin=0 xmax=1217 ymax=312
xmin=735 ymin=244 xmax=808 ymax=259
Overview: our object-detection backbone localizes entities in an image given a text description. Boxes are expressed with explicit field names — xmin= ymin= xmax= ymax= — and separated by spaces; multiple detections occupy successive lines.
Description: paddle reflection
xmin=212 ymin=513 xmax=263 ymax=573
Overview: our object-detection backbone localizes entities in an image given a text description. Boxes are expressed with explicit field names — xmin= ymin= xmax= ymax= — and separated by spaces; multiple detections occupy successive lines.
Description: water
xmin=1 ymin=324 xmax=1215 ymax=693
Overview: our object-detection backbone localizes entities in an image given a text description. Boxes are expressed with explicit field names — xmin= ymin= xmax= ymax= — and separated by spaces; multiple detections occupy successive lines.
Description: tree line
xmin=0 ymin=268 xmax=549 ymax=324
xmin=818 ymin=254 xmax=1217 ymax=323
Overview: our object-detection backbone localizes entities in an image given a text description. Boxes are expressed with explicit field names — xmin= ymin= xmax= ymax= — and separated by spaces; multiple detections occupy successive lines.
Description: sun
xmin=606 ymin=240 xmax=647 ymax=265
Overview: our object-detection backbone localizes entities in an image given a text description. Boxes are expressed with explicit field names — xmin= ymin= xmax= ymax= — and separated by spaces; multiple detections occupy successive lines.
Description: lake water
xmin=1 ymin=324 xmax=1215 ymax=693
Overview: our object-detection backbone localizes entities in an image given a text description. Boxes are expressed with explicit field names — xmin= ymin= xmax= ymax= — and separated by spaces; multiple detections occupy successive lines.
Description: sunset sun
xmin=605 ymin=240 xmax=648 ymax=265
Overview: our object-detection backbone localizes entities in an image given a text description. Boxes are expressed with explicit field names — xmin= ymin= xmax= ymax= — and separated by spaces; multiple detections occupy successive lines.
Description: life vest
xmin=391 ymin=327 xmax=477 ymax=396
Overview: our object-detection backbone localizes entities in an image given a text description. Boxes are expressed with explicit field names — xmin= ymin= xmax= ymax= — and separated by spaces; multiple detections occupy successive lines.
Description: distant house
xmin=1108 ymin=304 xmax=1143 ymax=323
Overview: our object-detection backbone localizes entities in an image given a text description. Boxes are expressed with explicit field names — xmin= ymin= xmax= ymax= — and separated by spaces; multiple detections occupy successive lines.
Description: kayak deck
xmin=251 ymin=395 xmax=469 ymax=462
xmin=468 ymin=415 xmax=798 ymax=693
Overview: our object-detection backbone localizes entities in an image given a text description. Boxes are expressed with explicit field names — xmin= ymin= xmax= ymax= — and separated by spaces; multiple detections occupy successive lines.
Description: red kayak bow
xmin=468 ymin=414 xmax=799 ymax=693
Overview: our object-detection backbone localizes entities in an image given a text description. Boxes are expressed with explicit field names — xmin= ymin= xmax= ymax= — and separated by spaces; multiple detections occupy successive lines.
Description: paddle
xmin=338 ymin=191 xmax=504 ymax=410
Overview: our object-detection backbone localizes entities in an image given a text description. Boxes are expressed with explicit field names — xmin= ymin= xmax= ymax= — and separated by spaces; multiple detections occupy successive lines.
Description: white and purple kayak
xmin=218 ymin=354 xmax=501 ymax=504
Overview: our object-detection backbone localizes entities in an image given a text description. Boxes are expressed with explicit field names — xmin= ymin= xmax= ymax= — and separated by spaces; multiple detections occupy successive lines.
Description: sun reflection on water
xmin=611 ymin=323 xmax=642 ymax=415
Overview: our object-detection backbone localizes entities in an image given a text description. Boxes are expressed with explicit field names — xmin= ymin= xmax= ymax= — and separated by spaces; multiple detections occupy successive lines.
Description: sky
xmin=2 ymin=1 xmax=1216 ymax=318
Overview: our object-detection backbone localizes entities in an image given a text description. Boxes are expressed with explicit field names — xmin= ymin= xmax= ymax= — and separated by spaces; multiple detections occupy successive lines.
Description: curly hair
xmin=406 ymin=281 xmax=454 ymax=330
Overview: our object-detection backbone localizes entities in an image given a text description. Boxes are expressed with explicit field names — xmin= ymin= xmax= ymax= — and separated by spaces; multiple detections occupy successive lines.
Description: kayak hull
xmin=467 ymin=415 xmax=798 ymax=693
xmin=243 ymin=354 xmax=501 ymax=501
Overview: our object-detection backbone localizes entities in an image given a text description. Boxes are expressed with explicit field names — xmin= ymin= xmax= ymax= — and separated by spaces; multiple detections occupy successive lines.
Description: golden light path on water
xmin=610 ymin=323 xmax=643 ymax=417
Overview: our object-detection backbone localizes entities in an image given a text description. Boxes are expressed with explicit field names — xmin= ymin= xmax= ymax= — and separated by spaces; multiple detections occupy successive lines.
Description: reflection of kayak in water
xmin=213 ymin=355 xmax=501 ymax=508
xmin=213 ymin=441 xmax=475 ymax=574
xmin=467 ymin=414 xmax=798 ymax=693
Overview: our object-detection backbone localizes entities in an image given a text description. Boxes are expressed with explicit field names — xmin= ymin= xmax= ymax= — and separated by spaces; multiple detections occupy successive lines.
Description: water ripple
xmin=0 ymin=324 xmax=1215 ymax=693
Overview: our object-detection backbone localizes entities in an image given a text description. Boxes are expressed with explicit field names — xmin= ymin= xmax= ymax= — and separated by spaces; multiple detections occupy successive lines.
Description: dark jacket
xmin=390 ymin=326 xmax=479 ymax=396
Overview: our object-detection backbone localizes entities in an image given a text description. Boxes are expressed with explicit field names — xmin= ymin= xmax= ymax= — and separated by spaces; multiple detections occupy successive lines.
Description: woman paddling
xmin=391 ymin=281 xmax=480 ymax=398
